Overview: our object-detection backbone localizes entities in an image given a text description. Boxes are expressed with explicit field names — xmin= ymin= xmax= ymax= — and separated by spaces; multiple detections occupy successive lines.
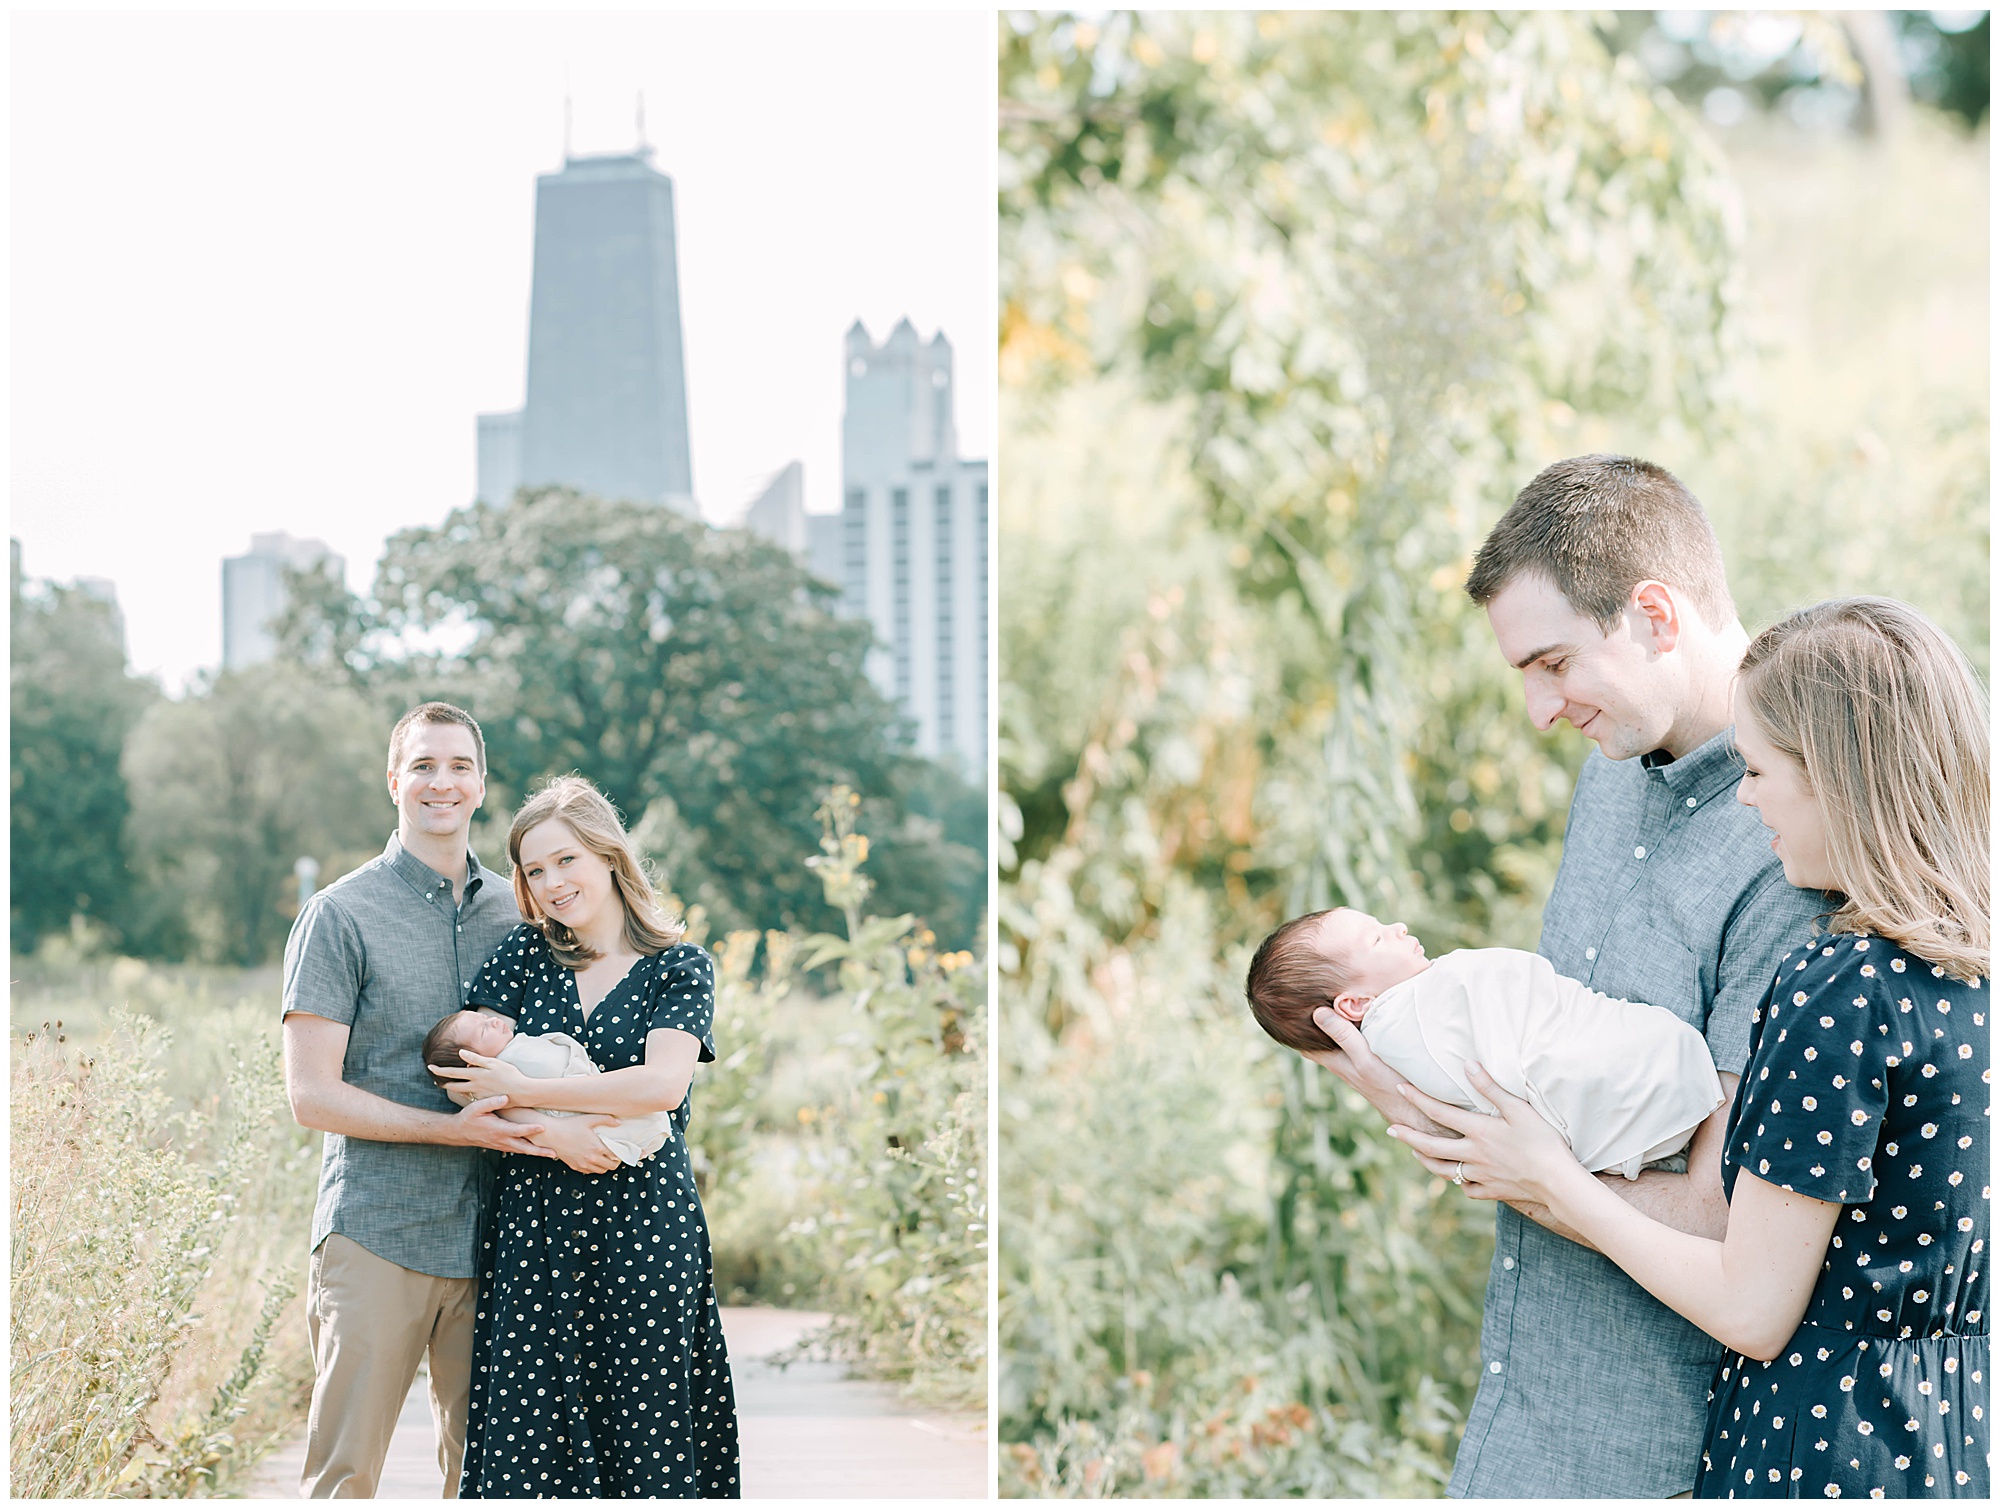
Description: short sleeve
xmin=1733 ymin=936 xmax=1893 ymax=1204
xmin=282 ymin=894 xmax=365 ymax=1027
xmin=648 ymin=945 xmax=717 ymax=1062
xmin=1707 ymin=870 xmax=1826 ymax=1078
xmin=467 ymin=925 xmax=540 ymax=1018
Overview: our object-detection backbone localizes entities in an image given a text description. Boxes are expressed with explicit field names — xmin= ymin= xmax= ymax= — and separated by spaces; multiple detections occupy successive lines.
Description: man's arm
xmin=283 ymin=1011 xmax=553 ymax=1156
xmin=434 ymin=1028 xmax=703 ymax=1118
xmin=464 ymin=1089 xmax=629 ymax=1174
xmin=1499 ymin=1073 xmax=1735 ymax=1248
xmin=1308 ymin=1007 xmax=1734 ymax=1245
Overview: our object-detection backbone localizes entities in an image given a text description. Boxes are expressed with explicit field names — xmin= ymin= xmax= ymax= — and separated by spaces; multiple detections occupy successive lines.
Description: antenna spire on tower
xmin=636 ymin=90 xmax=649 ymax=156
xmin=563 ymin=69 xmax=573 ymax=162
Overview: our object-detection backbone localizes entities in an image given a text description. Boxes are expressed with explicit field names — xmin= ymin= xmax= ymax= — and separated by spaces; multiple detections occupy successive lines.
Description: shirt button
xmin=1502 ymin=1256 xmax=1515 ymax=1270
xmin=1489 ymin=1360 xmax=1504 ymax=1374
xmin=1686 ymin=797 xmax=1698 ymax=808
xmin=1634 ymin=845 xmax=1647 ymax=859
xmin=1585 ymin=947 xmax=1597 ymax=961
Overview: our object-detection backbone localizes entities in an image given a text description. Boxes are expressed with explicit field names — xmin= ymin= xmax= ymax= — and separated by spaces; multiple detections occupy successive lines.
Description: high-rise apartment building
xmin=837 ymin=319 xmax=986 ymax=772
xmin=222 ymin=532 xmax=342 ymax=670
xmin=477 ymin=147 xmax=696 ymax=513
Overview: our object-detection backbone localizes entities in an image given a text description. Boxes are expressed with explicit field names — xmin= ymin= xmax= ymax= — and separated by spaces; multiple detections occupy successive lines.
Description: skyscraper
xmin=477 ymin=147 xmax=696 ymax=513
xmin=837 ymin=319 xmax=987 ymax=772
xmin=222 ymin=532 xmax=342 ymax=670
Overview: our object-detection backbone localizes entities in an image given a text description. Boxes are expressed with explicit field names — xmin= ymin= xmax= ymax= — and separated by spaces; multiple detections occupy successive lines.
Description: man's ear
xmin=1330 ymin=990 xmax=1371 ymax=1023
xmin=1630 ymin=579 xmax=1682 ymax=655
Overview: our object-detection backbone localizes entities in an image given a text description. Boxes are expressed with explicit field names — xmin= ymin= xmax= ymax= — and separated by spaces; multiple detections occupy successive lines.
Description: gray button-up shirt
xmin=281 ymin=833 xmax=521 ymax=1279
xmin=1448 ymin=730 xmax=1829 ymax=1498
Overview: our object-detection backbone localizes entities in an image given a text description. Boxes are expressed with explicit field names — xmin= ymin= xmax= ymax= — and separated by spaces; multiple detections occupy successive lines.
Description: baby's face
xmin=457 ymin=1010 xmax=516 ymax=1059
xmin=1315 ymin=908 xmax=1429 ymax=1005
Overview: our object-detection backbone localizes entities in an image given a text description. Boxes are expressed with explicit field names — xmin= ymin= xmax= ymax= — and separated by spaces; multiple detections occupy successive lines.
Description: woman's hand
xmin=429 ymin=1048 xmax=533 ymax=1105
xmin=1389 ymin=1063 xmax=1593 ymax=1209
xmin=527 ymin=1114 xmax=623 ymax=1175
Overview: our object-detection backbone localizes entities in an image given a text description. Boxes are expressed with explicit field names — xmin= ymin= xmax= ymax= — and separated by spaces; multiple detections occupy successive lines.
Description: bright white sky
xmin=11 ymin=10 xmax=993 ymax=690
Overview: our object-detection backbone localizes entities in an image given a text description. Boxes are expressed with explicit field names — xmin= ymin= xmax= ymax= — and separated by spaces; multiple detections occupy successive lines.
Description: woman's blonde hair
xmin=507 ymin=775 xmax=685 ymax=968
xmin=1738 ymin=597 xmax=1988 ymax=982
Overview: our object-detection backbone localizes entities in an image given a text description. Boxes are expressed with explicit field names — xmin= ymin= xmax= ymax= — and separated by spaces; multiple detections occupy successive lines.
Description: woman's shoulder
xmin=493 ymin=922 xmax=556 ymax=961
xmin=645 ymin=940 xmax=715 ymax=977
xmin=1777 ymin=931 xmax=1974 ymax=993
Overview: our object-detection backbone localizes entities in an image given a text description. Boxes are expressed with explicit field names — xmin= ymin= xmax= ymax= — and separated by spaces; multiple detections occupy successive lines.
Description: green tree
xmin=998 ymin=11 xmax=1755 ymax=1491
xmin=123 ymin=666 xmax=387 ymax=965
xmin=278 ymin=488 xmax=983 ymax=945
xmin=10 ymin=559 xmax=156 ymax=954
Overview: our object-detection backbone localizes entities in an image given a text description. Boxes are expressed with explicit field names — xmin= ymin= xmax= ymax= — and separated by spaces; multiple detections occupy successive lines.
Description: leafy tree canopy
xmin=1002 ymin=9 xmax=1744 ymax=926
xmin=10 ymin=562 xmax=156 ymax=954
xmin=279 ymin=488 xmax=983 ymax=947
xmin=123 ymin=664 xmax=389 ymax=965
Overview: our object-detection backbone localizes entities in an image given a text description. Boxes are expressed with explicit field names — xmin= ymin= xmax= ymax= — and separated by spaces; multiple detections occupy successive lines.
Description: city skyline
xmin=11 ymin=11 xmax=990 ymax=690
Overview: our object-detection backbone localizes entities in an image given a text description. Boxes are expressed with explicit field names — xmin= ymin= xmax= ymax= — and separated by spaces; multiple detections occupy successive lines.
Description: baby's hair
xmin=1245 ymin=909 xmax=1357 ymax=1052
xmin=422 ymin=1010 xmax=480 ymax=1072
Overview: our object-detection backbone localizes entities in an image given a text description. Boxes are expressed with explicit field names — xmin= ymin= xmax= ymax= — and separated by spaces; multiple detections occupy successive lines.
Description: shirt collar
xmin=382 ymin=831 xmax=487 ymax=901
xmin=1638 ymin=725 xmax=1744 ymax=798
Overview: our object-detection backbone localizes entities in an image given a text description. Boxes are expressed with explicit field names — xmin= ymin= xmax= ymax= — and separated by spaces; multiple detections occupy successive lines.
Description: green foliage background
xmin=997 ymin=11 xmax=1986 ymax=1497
xmin=11 ymin=491 xmax=984 ymax=964
xmin=9 ymin=805 xmax=986 ymax=1496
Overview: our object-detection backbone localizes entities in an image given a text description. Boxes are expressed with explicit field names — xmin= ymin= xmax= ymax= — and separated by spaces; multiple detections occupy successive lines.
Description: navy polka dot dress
xmin=460 ymin=924 xmax=741 ymax=1498
xmin=1697 ymin=934 xmax=1988 ymax=1499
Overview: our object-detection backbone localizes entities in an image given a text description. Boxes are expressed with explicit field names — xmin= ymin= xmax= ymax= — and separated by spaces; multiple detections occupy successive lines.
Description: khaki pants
xmin=302 ymin=1234 xmax=477 ymax=1499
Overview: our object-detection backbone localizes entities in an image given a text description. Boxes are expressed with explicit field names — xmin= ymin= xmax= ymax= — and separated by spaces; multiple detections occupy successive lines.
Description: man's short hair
xmin=1464 ymin=455 xmax=1735 ymax=631
xmin=388 ymin=701 xmax=487 ymax=776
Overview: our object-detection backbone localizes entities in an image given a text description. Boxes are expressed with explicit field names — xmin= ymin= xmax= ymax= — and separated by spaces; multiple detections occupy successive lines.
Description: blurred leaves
xmin=999 ymin=8 xmax=1984 ymax=1498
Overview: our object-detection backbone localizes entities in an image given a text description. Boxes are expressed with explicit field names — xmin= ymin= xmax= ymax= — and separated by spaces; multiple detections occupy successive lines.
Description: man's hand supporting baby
xmin=438 ymin=1064 xmax=622 ymax=1175
xmin=1303 ymin=1006 xmax=1455 ymax=1135
xmin=1309 ymin=1005 xmax=1734 ymax=1248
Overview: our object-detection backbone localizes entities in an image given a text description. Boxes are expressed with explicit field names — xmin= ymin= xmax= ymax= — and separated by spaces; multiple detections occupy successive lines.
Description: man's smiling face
xmin=388 ymin=723 xmax=486 ymax=842
xmin=1483 ymin=571 xmax=1676 ymax=761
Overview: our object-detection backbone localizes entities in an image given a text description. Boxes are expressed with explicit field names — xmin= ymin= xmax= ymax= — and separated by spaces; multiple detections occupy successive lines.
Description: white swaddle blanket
xmin=1359 ymin=948 xmax=1724 ymax=1179
xmin=497 ymin=1030 xmax=675 ymax=1166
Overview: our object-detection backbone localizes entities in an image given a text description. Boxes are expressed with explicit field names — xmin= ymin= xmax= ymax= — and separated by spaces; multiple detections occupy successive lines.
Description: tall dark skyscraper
xmin=477 ymin=147 xmax=695 ymax=512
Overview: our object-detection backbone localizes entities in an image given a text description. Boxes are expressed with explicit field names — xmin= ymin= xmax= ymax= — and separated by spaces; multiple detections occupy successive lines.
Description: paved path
xmin=247 ymin=1307 xmax=987 ymax=1499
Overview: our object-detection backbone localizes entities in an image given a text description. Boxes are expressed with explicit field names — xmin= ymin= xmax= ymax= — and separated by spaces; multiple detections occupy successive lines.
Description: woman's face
xmin=517 ymin=818 xmax=620 ymax=933
xmin=1733 ymin=690 xmax=1837 ymax=892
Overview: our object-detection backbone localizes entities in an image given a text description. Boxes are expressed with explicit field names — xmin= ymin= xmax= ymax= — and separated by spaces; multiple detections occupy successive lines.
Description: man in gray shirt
xmin=281 ymin=702 xmax=618 ymax=1497
xmin=1307 ymin=457 xmax=1824 ymax=1496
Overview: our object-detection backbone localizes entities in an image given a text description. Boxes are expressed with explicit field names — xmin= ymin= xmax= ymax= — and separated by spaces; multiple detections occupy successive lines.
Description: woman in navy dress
xmin=1396 ymin=598 xmax=1987 ymax=1498
xmin=439 ymin=775 xmax=740 ymax=1498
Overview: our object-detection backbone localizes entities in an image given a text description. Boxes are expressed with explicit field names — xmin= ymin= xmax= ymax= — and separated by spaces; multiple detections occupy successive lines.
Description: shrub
xmin=9 ymin=979 xmax=317 ymax=1498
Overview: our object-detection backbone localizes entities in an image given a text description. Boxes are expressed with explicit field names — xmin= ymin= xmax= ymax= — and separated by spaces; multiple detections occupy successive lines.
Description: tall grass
xmin=9 ymin=796 xmax=988 ymax=1495
xmin=9 ymin=962 xmax=318 ymax=1498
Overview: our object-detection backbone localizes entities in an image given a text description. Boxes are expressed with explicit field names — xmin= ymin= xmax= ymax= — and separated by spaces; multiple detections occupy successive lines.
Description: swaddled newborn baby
xmin=423 ymin=1008 xmax=675 ymax=1166
xmin=1245 ymin=908 xmax=1723 ymax=1179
